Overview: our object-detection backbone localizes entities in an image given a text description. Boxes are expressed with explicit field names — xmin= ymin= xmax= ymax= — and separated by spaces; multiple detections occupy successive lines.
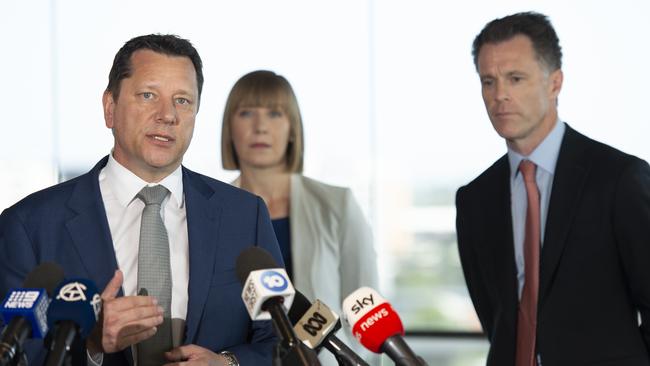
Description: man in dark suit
xmin=0 ymin=34 xmax=281 ymax=365
xmin=456 ymin=12 xmax=650 ymax=366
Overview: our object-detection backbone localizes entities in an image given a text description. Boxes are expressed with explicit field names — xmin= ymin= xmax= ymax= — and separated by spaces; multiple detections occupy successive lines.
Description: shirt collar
xmin=103 ymin=153 xmax=184 ymax=209
xmin=508 ymin=120 xmax=565 ymax=180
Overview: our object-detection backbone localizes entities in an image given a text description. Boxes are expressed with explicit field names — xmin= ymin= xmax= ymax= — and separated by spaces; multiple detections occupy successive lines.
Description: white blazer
xmin=233 ymin=174 xmax=379 ymax=364
xmin=287 ymin=174 xmax=378 ymax=309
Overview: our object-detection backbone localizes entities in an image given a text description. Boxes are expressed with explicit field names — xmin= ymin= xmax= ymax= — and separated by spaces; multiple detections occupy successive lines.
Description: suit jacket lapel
xmin=183 ymin=168 xmax=222 ymax=343
xmin=288 ymin=174 xmax=317 ymax=300
xmin=481 ymin=157 xmax=519 ymax=313
xmin=539 ymin=126 xmax=590 ymax=302
xmin=65 ymin=157 xmax=138 ymax=365
xmin=65 ymin=156 xmax=120 ymax=290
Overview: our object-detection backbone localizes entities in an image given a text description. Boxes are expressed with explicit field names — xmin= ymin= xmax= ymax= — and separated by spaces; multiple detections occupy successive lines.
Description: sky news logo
xmin=3 ymin=290 xmax=41 ymax=309
xmin=359 ymin=307 xmax=390 ymax=331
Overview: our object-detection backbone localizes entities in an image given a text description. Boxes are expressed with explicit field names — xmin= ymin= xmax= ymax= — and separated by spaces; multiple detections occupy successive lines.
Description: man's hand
xmin=164 ymin=345 xmax=230 ymax=366
xmin=86 ymin=269 xmax=164 ymax=354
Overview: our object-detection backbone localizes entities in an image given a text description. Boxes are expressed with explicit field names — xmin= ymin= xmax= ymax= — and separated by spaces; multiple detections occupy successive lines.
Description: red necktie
xmin=516 ymin=160 xmax=540 ymax=366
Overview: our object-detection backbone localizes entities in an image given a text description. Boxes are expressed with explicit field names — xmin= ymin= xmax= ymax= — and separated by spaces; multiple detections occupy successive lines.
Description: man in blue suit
xmin=0 ymin=34 xmax=281 ymax=365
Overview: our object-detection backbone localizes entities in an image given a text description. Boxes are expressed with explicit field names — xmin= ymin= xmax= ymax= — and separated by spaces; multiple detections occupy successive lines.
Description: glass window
xmin=3 ymin=2 xmax=650 ymax=363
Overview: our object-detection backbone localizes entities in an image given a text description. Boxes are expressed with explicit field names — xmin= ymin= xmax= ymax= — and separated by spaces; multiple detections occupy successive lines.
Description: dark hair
xmin=472 ymin=12 xmax=562 ymax=72
xmin=106 ymin=34 xmax=204 ymax=101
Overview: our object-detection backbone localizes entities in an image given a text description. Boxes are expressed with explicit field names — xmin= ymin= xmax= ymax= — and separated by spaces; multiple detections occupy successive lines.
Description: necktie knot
xmin=519 ymin=160 xmax=537 ymax=183
xmin=137 ymin=185 xmax=169 ymax=206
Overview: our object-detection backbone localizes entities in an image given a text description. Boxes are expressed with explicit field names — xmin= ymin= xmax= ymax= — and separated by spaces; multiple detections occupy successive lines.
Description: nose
xmin=495 ymin=80 xmax=510 ymax=102
xmin=253 ymin=113 xmax=268 ymax=134
xmin=156 ymin=99 xmax=178 ymax=125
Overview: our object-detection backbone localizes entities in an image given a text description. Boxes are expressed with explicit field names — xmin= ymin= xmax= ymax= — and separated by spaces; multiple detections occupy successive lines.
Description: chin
xmin=145 ymin=156 xmax=180 ymax=170
xmin=491 ymin=123 xmax=513 ymax=138
xmin=491 ymin=119 xmax=518 ymax=137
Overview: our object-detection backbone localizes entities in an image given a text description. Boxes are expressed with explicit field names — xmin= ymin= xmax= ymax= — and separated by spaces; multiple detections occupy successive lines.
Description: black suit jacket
xmin=456 ymin=126 xmax=650 ymax=366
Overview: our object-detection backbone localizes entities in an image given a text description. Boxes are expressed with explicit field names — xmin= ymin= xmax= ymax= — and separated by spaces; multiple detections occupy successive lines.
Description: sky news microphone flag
xmin=342 ymin=287 xmax=426 ymax=366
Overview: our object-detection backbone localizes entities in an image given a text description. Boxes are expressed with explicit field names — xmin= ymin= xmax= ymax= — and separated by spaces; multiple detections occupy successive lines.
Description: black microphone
xmin=235 ymin=246 xmax=320 ymax=366
xmin=288 ymin=290 xmax=370 ymax=366
xmin=44 ymin=278 xmax=101 ymax=366
xmin=0 ymin=262 xmax=64 ymax=366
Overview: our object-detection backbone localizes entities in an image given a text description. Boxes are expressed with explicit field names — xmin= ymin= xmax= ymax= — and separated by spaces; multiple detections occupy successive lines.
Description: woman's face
xmin=230 ymin=106 xmax=292 ymax=171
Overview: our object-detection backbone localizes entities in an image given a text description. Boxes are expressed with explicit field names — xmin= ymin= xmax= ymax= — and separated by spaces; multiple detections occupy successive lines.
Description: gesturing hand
xmin=86 ymin=269 xmax=164 ymax=354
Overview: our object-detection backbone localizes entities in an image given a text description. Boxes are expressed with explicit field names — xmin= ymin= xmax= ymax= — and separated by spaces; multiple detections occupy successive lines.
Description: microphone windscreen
xmin=0 ymin=263 xmax=65 ymax=338
xmin=288 ymin=290 xmax=313 ymax=325
xmin=22 ymin=262 xmax=65 ymax=297
xmin=342 ymin=287 xmax=404 ymax=353
xmin=237 ymin=247 xmax=295 ymax=320
xmin=235 ymin=246 xmax=279 ymax=284
xmin=293 ymin=296 xmax=341 ymax=350
xmin=47 ymin=278 xmax=101 ymax=339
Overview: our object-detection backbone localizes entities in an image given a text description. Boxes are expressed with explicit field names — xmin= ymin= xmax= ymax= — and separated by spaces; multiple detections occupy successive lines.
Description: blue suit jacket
xmin=0 ymin=157 xmax=282 ymax=365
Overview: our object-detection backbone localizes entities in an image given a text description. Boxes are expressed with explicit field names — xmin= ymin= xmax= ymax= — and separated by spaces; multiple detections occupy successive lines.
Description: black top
xmin=271 ymin=217 xmax=292 ymax=280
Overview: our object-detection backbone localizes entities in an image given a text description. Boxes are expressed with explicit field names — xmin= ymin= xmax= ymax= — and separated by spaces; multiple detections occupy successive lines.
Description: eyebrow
xmin=140 ymin=82 xmax=196 ymax=96
xmin=480 ymin=70 xmax=528 ymax=79
xmin=506 ymin=70 xmax=528 ymax=76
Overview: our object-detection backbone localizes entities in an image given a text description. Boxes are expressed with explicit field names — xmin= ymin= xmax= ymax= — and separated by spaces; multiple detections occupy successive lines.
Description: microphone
xmin=0 ymin=262 xmax=65 ymax=366
xmin=235 ymin=246 xmax=320 ymax=366
xmin=288 ymin=290 xmax=369 ymax=366
xmin=44 ymin=278 xmax=101 ymax=366
xmin=342 ymin=287 xmax=427 ymax=366
xmin=236 ymin=246 xmax=295 ymax=321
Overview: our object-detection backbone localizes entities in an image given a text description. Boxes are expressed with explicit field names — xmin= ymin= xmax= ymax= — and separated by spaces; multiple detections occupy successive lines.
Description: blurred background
xmin=2 ymin=1 xmax=649 ymax=364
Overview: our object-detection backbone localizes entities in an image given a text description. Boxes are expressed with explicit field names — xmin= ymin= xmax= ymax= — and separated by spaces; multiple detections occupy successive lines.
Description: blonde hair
xmin=221 ymin=70 xmax=304 ymax=172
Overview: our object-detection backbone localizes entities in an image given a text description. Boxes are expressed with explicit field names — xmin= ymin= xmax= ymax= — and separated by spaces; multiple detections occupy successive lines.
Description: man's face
xmin=477 ymin=35 xmax=562 ymax=155
xmin=103 ymin=49 xmax=198 ymax=182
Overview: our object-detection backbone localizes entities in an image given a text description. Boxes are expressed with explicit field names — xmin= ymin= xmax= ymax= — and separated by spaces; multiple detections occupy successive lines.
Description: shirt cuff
xmin=86 ymin=349 xmax=104 ymax=366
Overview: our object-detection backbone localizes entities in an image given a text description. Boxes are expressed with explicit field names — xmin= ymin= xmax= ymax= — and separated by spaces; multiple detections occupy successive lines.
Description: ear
xmin=548 ymin=68 xmax=563 ymax=100
xmin=102 ymin=91 xmax=116 ymax=129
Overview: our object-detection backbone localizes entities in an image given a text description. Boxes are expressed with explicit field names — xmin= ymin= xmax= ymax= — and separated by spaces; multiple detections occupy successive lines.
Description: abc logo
xmin=261 ymin=270 xmax=288 ymax=292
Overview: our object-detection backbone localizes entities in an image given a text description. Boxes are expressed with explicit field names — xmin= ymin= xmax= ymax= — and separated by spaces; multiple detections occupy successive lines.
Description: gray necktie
xmin=136 ymin=185 xmax=173 ymax=366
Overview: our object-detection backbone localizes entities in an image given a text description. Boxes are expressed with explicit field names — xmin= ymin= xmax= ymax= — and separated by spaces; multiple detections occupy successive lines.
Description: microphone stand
xmin=265 ymin=298 xmax=321 ymax=366
xmin=44 ymin=322 xmax=76 ymax=366
xmin=0 ymin=318 xmax=29 ymax=366
xmin=381 ymin=335 xmax=427 ymax=366
xmin=323 ymin=337 xmax=370 ymax=366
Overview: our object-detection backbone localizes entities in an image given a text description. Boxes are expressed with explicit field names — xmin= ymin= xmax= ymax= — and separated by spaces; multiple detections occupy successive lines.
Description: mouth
xmin=250 ymin=143 xmax=271 ymax=148
xmin=147 ymin=133 xmax=175 ymax=144
xmin=494 ymin=111 xmax=517 ymax=118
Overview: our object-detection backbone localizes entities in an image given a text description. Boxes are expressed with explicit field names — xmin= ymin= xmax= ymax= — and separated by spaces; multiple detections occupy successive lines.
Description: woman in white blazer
xmin=221 ymin=70 xmax=379 ymax=365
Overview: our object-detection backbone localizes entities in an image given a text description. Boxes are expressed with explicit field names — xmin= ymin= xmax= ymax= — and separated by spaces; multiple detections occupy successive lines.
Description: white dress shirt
xmin=508 ymin=120 xmax=565 ymax=299
xmin=99 ymin=154 xmax=189 ymax=319
xmin=89 ymin=154 xmax=189 ymax=365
